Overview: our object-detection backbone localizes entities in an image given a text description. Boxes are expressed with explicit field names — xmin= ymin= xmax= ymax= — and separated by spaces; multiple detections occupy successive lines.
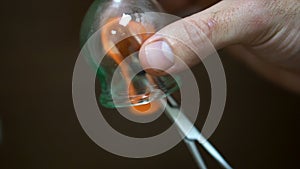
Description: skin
xmin=139 ymin=0 xmax=300 ymax=93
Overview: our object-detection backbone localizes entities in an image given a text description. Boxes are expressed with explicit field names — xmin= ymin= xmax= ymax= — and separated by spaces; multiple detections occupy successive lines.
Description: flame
xmin=101 ymin=17 xmax=162 ymax=115
xmin=130 ymin=100 xmax=162 ymax=115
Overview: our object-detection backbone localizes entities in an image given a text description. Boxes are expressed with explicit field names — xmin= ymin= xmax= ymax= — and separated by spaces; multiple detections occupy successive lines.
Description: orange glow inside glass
xmin=101 ymin=16 xmax=162 ymax=115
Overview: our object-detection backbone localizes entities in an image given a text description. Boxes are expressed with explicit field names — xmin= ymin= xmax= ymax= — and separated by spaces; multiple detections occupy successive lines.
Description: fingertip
xmin=139 ymin=40 xmax=175 ymax=75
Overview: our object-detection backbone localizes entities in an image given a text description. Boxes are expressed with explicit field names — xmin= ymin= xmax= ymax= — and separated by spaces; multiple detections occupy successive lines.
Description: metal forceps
xmin=165 ymin=96 xmax=233 ymax=169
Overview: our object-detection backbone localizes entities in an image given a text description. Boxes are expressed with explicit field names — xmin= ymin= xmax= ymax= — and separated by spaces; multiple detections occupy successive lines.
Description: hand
xmin=139 ymin=0 xmax=300 ymax=93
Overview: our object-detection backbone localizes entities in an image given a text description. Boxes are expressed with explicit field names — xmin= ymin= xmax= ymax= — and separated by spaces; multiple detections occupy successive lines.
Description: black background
xmin=0 ymin=0 xmax=299 ymax=168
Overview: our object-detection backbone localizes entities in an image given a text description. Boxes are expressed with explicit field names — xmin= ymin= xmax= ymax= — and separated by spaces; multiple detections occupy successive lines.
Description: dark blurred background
xmin=0 ymin=0 xmax=299 ymax=169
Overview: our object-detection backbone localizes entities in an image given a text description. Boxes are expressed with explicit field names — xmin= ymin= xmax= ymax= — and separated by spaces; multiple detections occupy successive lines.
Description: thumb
xmin=139 ymin=0 xmax=270 ymax=74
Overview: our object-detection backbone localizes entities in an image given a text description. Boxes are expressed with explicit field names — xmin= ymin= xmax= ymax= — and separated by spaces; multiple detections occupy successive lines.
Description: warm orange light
xmin=130 ymin=101 xmax=162 ymax=115
xmin=101 ymin=16 xmax=160 ymax=115
xmin=101 ymin=17 xmax=155 ymax=63
xmin=132 ymin=103 xmax=151 ymax=113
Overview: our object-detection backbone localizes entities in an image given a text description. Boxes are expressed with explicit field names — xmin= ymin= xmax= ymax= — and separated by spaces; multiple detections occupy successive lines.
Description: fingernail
xmin=144 ymin=41 xmax=175 ymax=71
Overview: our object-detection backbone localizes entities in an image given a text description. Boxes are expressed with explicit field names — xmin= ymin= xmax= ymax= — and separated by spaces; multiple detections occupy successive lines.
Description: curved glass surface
xmin=80 ymin=0 xmax=180 ymax=108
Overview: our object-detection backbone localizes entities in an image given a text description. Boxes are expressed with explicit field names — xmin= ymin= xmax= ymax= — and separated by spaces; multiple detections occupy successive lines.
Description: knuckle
xmin=245 ymin=1 xmax=272 ymax=29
